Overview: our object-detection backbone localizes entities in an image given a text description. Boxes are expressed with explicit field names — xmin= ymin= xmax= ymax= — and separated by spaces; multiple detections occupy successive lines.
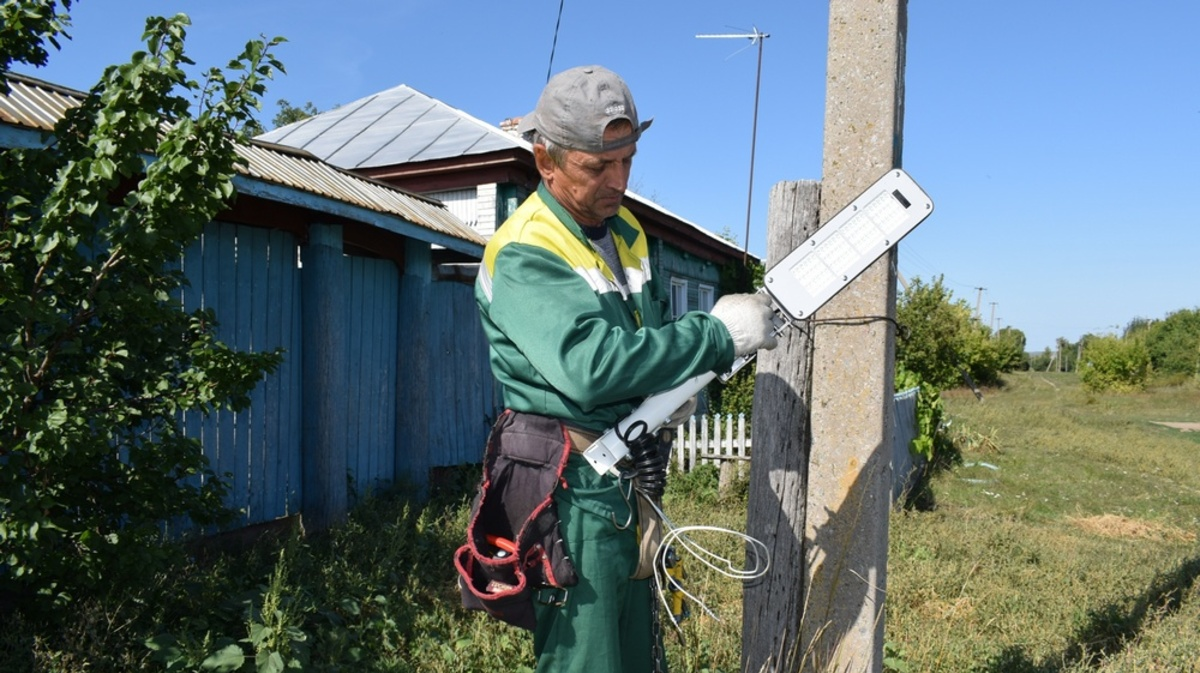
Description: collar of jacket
xmin=536 ymin=182 xmax=623 ymax=248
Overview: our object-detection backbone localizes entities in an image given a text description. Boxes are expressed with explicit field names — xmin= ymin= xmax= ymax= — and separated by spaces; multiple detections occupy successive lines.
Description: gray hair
xmin=528 ymin=130 xmax=568 ymax=167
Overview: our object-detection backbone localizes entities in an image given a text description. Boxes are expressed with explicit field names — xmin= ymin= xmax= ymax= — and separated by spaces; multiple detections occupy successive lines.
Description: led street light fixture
xmin=763 ymin=168 xmax=932 ymax=321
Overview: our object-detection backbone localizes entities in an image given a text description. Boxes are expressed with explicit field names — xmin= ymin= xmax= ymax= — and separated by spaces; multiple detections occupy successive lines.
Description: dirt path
xmin=1151 ymin=421 xmax=1200 ymax=432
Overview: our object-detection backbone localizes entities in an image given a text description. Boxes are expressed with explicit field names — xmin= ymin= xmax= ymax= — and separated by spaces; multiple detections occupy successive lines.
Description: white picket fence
xmin=666 ymin=414 xmax=750 ymax=475
xmin=665 ymin=389 xmax=922 ymax=503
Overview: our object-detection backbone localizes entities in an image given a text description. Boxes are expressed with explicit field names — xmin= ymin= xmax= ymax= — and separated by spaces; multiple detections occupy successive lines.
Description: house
xmin=2 ymin=72 xmax=755 ymax=533
xmin=0 ymin=73 xmax=495 ymax=530
xmin=257 ymin=83 xmax=758 ymax=319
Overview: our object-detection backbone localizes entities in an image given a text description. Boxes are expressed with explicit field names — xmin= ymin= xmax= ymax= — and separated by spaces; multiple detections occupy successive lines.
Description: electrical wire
xmin=545 ymin=0 xmax=566 ymax=83
xmin=642 ymin=493 xmax=771 ymax=633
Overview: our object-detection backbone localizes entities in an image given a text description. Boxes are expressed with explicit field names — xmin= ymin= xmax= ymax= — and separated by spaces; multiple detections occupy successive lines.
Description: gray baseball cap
xmin=518 ymin=65 xmax=653 ymax=153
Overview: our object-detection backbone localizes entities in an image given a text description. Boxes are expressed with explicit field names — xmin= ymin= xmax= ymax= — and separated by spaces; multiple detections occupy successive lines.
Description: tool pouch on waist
xmin=454 ymin=410 xmax=578 ymax=631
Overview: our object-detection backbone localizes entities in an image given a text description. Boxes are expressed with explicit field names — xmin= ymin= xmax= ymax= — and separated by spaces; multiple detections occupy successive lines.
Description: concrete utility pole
xmin=974 ymin=286 xmax=987 ymax=322
xmin=804 ymin=1 xmax=908 ymax=671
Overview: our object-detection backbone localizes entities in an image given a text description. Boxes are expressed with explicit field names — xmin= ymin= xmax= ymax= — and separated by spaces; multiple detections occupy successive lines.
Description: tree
xmin=1029 ymin=347 xmax=1053 ymax=372
xmin=1142 ymin=308 xmax=1200 ymax=377
xmin=1124 ymin=316 xmax=1155 ymax=339
xmin=895 ymin=275 xmax=979 ymax=390
xmin=1056 ymin=336 xmax=1082 ymax=373
xmin=0 ymin=0 xmax=74 ymax=84
xmin=1 ymin=6 xmax=285 ymax=609
xmin=993 ymin=326 xmax=1027 ymax=371
xmin=1079 ymin=336 xmax=1151 ymax=392
xmin=241 ymin=98 xmax=320 ymax=136
xmin=273 ymin=98 xmax=319 ymax=128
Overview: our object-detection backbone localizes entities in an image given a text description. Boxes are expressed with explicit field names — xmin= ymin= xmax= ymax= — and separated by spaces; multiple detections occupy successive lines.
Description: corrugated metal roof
xmin=258 ymin=84 xmax=519 ymax=169
xmin=260 ymin=82 xmax=752 ymax=261
xmin=0 ymin=75 xmax=79 ymax=131
xmin=0 ymin=73 xmax=485 ymax=248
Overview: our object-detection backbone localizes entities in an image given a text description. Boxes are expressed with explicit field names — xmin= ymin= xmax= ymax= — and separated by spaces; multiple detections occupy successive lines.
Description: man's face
xmin=536 ymin=123 xmax=636 ymax=227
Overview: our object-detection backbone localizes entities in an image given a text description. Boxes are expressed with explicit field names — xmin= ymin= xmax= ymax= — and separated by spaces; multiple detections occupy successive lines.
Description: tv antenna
xmin=697 ymin=26 xmax=770 ymax=267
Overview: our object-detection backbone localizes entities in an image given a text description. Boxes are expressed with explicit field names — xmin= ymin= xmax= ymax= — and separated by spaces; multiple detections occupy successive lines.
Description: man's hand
xmin=711 ymin=293 xmax=779 ymax=357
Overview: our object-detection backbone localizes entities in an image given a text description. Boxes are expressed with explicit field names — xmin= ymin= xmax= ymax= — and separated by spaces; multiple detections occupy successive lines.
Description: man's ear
xmin=532 ymin=144 xmax=556 ymax=182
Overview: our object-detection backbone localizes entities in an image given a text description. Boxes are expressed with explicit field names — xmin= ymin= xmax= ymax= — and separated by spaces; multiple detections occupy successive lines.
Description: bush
xmin=894 ymin=366 xmax=952 ymax=466
xmin=896 ymin=276 xmax=1019 ymax=391
xmin=1 ymin=9 xmax=284 ymax=612
xmin=1079 ymin=336 xmax=1151 ymax=393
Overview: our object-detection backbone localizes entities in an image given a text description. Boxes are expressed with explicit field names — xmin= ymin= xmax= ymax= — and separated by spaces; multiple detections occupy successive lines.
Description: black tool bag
xmin=454 ymin=410 xmax=579 ymax=630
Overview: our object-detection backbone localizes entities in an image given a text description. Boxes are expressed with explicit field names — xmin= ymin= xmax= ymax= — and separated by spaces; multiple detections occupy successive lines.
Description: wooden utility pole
xmin=743 ymin=181 xmax=821 ymax=673
xmin=804 ymin=0 xmax=908 ymax=671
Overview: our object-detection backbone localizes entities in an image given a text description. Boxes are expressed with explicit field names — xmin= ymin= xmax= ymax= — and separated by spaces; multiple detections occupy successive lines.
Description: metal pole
xmin=697 ymin=28 xmax=769 ymax=268
xmin=743 ymin=31 xmax=766 ymax=266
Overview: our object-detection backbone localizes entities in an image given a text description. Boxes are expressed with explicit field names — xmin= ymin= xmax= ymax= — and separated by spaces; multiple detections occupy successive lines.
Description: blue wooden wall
xmin=180 ymin=221 xmax=496 ymax=529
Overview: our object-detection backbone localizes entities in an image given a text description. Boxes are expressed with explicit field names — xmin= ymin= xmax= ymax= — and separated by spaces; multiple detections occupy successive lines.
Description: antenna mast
xmin=697 ymin=27 xmax=770 ymax=267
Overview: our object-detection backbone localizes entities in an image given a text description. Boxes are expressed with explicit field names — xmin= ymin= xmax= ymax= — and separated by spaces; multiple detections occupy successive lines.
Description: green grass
xmin=887 ymin=372 xmax=1200 ymax=672
xmin=5 ymin=372 xmax=1200 ymax=671
xmin=0 ymin=462 xmax=752 ymax=672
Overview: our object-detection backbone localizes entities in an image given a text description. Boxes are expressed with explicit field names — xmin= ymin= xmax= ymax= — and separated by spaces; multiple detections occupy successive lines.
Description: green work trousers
xmin=532 ymin=453 xmax=664 ymax=673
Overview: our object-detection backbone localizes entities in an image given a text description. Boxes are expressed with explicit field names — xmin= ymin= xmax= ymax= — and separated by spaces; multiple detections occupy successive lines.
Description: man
xmin=473 ymin=65 xmax=777 ymax=673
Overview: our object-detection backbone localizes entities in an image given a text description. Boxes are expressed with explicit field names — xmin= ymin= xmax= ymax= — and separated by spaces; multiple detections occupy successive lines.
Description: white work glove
xmin=665 ymin=395 xmax=697 ymax=428
xmin=710 ymin=292 xmax=778 ymax=357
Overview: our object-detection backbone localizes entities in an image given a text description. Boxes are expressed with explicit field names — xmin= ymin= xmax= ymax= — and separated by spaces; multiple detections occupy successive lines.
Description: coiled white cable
xmin=642 ymin=493 xmax=771 ymax=630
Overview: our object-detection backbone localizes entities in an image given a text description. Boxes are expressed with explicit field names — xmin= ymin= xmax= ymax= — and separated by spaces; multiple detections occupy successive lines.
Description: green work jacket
xmin=475 ymin=184 xmax=735 ymax=432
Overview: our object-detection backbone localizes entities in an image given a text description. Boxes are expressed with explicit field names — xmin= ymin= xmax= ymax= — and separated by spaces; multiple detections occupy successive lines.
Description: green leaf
xmin=144 ymin=634 xmax=185 ymax=666
xmin=246 ymin=622 xmax=273 ymax=646
xmin=256 ymin=650 xmax=285 ymax=673
xmin=46 ymin=406 xmax=68 ymax=429
xmin=200 ymin=644 xmax=245 ymax=672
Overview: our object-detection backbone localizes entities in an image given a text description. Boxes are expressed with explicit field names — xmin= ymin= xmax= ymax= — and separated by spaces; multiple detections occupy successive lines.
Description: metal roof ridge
xmin=395 ymin=83 xmax=525 ymax=151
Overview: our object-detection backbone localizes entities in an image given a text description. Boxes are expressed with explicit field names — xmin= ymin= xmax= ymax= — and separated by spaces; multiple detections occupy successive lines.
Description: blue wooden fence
xmin=180 ymin=221 xmax=497 ymax=528
xmin=172 ymin=220 xmax=920 ymax=530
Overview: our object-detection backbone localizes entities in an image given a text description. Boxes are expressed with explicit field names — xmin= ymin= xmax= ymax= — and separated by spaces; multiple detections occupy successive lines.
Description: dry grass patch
xmin=1068 ymin=514 xmax=1197 ymax=543
xmin=915 ymin=591 xmax=977 ymax=622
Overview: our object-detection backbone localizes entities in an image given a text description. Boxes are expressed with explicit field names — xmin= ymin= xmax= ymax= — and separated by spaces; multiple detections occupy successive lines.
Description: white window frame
xmin=670 ymin=277 xmax=688 ymax=319
xmin=697 ymin=283 xmax=716 ymax=313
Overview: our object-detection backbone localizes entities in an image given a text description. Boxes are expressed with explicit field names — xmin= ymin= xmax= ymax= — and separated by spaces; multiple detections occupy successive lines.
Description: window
xmin=426 ymin=187 xmax=478 ymax=228
xmin=670 ymin=278 xmax=688 ymax=319
xmin=697 ymin=284 xmax=715 ymax=313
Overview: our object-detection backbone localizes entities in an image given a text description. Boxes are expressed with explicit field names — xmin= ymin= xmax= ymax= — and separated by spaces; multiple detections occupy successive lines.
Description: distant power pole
xmin=697 ymin=27 xmax=769 ymax=267
xmin=989 ymin=302 xmax=998 ymax=331
xmin=974 ymin=286 xmax=987 ymax=321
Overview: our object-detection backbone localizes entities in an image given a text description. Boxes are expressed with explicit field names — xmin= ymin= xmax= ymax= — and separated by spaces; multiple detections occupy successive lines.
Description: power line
xmin=545 ymin=0 xmax=566 ymax=83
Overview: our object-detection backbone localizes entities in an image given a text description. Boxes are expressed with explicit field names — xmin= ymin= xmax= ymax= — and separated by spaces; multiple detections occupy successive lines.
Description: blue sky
xmin=19 ymin=0 xmax=1200 ymax=353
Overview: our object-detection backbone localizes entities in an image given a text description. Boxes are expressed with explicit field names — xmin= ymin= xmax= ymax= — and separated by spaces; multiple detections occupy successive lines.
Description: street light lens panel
xmin=788 ymin=189 xmax=908 ymax=291
xmin=766 ymin=169 xmax=934 ymax=319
